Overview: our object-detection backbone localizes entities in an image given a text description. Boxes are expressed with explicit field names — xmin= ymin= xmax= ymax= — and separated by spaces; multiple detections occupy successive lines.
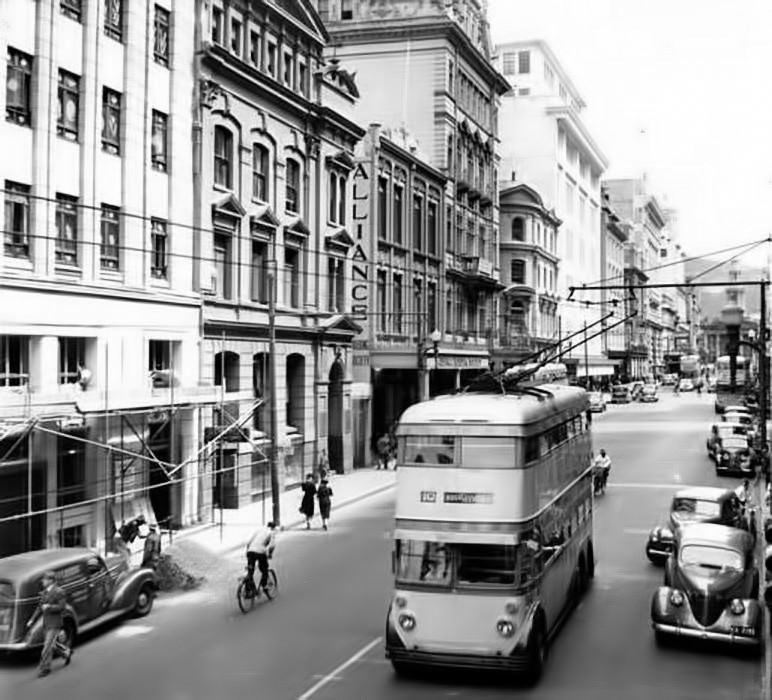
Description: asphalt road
xmin=0 ymin=389 xmax=764 ymax=700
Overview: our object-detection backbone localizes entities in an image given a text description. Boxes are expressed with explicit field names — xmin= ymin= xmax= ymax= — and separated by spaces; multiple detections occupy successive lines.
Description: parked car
xmin=679 ymin=378 xmax=694 ymax=392
xmin=706 ymin=422 xmax=749 ymax=460
xmin=0 ymin=548 xmax=158 ymax=654
xmin=640 ymin=385 xmax=659 ymax=403
xmin=723 ymin=412 xmax=756 ymax=439
xmin=610 ymin=385 xmax=631 ymax=404
xmin=645 ymin=487 xmax=748 ymax=565
xmin=651 ymin=523 xmax=761 ymax=650
xmin=714 ymin=435 xmax=755 ymax=476
xmin=661 ymin=373 xmax=678 ymax=386
xmin=588 ymin=391 xmax=606 ymax=412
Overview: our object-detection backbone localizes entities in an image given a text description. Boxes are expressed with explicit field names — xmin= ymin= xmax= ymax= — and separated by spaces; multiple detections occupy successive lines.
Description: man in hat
xmin=26 ymin=570 xmax=72 ymax=677
xmin=142 ymin=523 xmax=162 ymax=570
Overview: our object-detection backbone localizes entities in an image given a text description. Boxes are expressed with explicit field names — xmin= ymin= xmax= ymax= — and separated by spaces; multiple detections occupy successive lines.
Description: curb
xmin=173 ymin=480 xmax=396 ymax=557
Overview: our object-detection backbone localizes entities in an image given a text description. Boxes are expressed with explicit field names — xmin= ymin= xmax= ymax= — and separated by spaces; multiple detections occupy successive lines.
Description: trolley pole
xmin=267 ymin=260 xmax=280 ymax=526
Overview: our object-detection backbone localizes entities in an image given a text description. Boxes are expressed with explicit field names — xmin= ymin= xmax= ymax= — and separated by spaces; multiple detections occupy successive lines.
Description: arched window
xmin=510 ymin=259 xmax=525 ymax=284
xmin=512 ymin=217 xmax=525 ymax=241
xmin=214 ymin=350 xmax=240 ymax=392
xmin=214 ymin=126 xmax=233 ymax=189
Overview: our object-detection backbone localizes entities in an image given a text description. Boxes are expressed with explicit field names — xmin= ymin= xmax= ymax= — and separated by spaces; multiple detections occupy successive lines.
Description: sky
xmin=488 ymin=0 xmax=772 ymax=265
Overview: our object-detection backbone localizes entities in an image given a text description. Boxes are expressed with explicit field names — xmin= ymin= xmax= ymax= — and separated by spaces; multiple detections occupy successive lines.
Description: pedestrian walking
xmin=317 ymin=478 xmax=333 ymax=531
xmin=26 ymin=570 xmax=72 ymax=677
xmin=317 ymin=448 xmax=329 ymax=482
xmin=299 ymin=474 xmax=317 ymax=529
xmin=376 ymin=432 xmax=391 ymax=470
xmin=141 ymin=523 xmax=162 ymax=570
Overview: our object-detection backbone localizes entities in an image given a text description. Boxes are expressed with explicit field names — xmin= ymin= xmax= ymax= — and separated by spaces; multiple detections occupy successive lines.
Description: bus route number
xmin=420 ymin=490 xmax=437 ymax=503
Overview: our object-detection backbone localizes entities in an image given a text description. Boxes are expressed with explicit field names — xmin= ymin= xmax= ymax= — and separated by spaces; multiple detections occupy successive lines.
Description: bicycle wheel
xmin=262 ymin=570 xmax=278 ymax=600
xmin=237 ymin=578 xmax=256 ymax=613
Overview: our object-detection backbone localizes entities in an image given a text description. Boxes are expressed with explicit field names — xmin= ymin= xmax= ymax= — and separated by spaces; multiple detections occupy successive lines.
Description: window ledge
xmin=2 ymin=255 xmax=34 ymax=272
xmin=213 ymin=184 xmax=233 ymax=195
xmin=99 ymin=269 xmax=124 ymax=282
xmin=150 ymin=277 xmax=171 ymax=289
xmin=55 ymin=265 xmax=82 ymax=277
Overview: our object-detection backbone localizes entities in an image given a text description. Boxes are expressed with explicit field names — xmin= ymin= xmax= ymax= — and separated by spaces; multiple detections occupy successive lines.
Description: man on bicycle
xmin=245 ymin=521 xmax=277 ymax=596
xmin=593 ymin=449 xmax=611 ymax=491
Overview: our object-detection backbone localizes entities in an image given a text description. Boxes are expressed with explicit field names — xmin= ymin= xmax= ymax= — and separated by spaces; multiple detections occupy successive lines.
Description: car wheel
xmin=133 ymin=583 xmax=155 ymax=617
xmin=58 ymin=620 xmax=75 ymax=650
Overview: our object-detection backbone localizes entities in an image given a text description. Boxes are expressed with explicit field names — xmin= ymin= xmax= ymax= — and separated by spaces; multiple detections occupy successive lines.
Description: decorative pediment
xmin=325 ymin=150 xmax=356 ymax=172
xmin=324 ymin=226 xmax=355 ymax=252
xmin=284 ymin=215 xmax=310 ymax=247
xmin=212 ymin=192 xmax=246 ymax=218
xmin=249 ymin=204 xmax=281 ymax=228
xmin=318 ymin=313 xmax=363 ymax=335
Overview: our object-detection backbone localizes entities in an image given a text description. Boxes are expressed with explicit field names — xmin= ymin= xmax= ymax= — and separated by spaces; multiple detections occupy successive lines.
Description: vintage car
xmin=0 ymin=548 xmax=158 ymax=654
xmin=679 ymin=378 xmax=694 ymax=392
xmin=645 ymin=487 xmax=747 ymax=565
xmin=715 ymin=435 xmax=755 ymax=476
xmin=723 ymin=411 xmax=756 ymax=439
xmin=588 ymin=391 xmax=606 ymax=412
xmin=639 ymin=384 xmax=659 ymax=402
xmin=610 ymin=385 xmax=631 ymax=404
xmin=706 ymin=422 xmax=749 ymax=460
xmin=651 ymin=523 xmax=761 ymax=650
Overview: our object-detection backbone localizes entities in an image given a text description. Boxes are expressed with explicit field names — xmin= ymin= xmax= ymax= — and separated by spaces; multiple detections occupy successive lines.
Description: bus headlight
xmin=669 ymin=590 xmax=684 ymax=607
xmin=496 ymin=618 xmax=515 ymax=638
xmin=730 ymin=599 xmax=745 ymax=615
xmin=398 ymin=613 xmax=416 ymax=631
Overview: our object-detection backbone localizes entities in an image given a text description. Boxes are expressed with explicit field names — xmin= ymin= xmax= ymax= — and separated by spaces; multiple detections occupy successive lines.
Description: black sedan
xmin=645 ymin=487 xmax=747 ymax=565
xmin=714 ymin=435 xmax=755 ymax=476
xmin=651 ymin=523 xmax=761 ymax=650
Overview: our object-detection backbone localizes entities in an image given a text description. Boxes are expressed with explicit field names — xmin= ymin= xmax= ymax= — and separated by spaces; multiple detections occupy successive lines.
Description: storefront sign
xmin=436 ymin=355 xmax=489 ymax=369
xmin=351 ymin=163 xmax=370 ymax=322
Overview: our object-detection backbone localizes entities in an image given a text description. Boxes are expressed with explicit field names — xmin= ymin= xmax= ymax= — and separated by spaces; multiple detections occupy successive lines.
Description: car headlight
xmin=730 ymin=599 xmax=745 ymax=615
xmin=398 ymin=612 xmax=416 ymax=631
xmin=650 ymin=529 xmax=660 ymax=541
xmin=496 ymin=618 xmax=515 ymax=638
xmin=669 ymin=590 xmax=684 ymax=606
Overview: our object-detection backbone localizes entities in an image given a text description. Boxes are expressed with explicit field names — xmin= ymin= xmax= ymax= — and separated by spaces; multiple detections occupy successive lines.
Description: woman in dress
xmin=300 ymin=474 xmax=317 ymax=529
xmin=317 ymin=478 xmax=333 ymax=531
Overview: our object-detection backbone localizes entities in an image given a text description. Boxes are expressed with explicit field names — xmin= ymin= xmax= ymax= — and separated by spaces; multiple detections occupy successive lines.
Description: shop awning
xmin=575 ymin=365 xmax=617 ymax=377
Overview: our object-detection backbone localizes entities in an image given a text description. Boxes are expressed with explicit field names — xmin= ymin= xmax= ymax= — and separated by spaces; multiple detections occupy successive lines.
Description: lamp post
xmin=429 ymin=329 xmax=441 ymax=397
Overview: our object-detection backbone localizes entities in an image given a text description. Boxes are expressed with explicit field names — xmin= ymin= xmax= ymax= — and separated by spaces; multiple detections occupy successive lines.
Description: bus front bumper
xmin=386 ymin=644 xmax=532 ymax=672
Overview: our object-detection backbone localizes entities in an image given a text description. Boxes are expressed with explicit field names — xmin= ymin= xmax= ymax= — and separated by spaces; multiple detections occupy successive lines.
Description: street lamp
xmin=429 ymin=329 xmax=441 ymax=397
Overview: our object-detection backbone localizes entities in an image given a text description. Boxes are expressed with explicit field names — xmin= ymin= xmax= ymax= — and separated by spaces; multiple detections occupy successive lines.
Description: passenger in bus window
xmin=419 ymin=542 xmax=449 ymax=582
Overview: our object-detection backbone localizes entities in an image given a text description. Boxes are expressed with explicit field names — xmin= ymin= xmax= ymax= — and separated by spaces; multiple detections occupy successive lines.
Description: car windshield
xmin=680 ymin=544 xmax=743 ymax=571
xmin=672 ymin=498 xmax=720 ymax=518
xmin=725 ymin=414 xmax=751 ymax=425
xmin=718 ymin=424 xmax=746 ymax=437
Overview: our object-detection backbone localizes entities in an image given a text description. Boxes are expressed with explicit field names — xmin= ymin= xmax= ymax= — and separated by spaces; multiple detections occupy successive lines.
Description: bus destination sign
xmin=420 ymin=491 xmax=494 ymax=505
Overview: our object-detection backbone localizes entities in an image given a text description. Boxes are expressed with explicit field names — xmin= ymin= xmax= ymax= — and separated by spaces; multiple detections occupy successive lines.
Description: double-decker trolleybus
xmin=385 ymin=373 xmax=593 ymax=681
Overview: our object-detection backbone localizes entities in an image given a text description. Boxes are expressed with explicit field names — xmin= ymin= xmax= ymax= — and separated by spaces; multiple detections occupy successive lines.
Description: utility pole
xmin=583 ymin=321 xmax=589 ymax=389
xmin=267 ymin=260 xmax=280 ymax=525
xmin=759 ymin=284 xmax=768 ymax=473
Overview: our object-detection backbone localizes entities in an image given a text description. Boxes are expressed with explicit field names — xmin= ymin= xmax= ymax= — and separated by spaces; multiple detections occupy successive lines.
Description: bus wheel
xmin=391 ymin=660 xmax=415 ymax=678
xmin=586 ymin=542 xmax=595 ymax=579
xmin=525 ymin=618 xmax=547 ymax=684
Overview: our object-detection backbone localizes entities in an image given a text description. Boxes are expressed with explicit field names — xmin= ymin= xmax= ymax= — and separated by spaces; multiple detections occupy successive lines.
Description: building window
xmin=0 ymin=335 xmax=28 ymax=387
xmin=393 ymin=274 xmax=403 ymax=334
xmin=285 ymin=159 xmax=300 ymax=213
xmin=231 ymin=17 xmax=242 ymax=55
xmin=393 ymin=183 xmax=403 ymax=245
xmin=377 ymin=269 xmax=387 ymax=332
xmin=283 ymin=52 xmax=293 ymax=87
xmin=266 ymin=42 xmax=276 ymax=77
xmin=448 ymin=59 xmax=454 ymax=93
xmin=55 ymin=194 xmax=78 ymax=266
xmin=328 ymin=171 xmax=346 ymax=224
xmin=412 ymin=194 xmax=423 ymax=251
xmin=214 ymin=232 xmax=232 ymax=300
xmin=57 ymin=70 xmax=80 ymax=141
xmin=4 ymin=181 xmax=30 ymax=258
xmin=502 ymin=52 xmax=516 ymax=75
xmin=214 ymin=126 xmax=233 ymax=189
xmin=59 ymin=337 xmax=85 ymax=384
xmin=212 ymin=6 xmax=223 ymax=44
xmin=151 ymin=218 xmax=168 ymax=279
xmin=327 ymin=257 xmax=344 ymax=312
xmin=101 ymin=87 xmax=121 ymax=155
xmin=148 ymin=339 xmax=171 ymax=371
xmin=511 ymin=259 xmax=525 ymax=285
xmin=427 ymin=282 xmax=437 ymax=331
xmin=100 ymin=205 xmax=120 ymax=270
xmin=427 ymin=200 xmax=438 ymax=256
xmin=249 ymin=31 xmax=260 ymax=66
xmin=512 ymin=217 xmax=525 ymax=241
xmin=6 ymin=48 xmax=32 ymax=126
xmin=298 ymin=62 xmax=308 ymax=96
xmin=341 ymin=0 xmax=353 ymax=20
xmin=60 ymin=0 xmax=81 ymax=21
xmin=284 ymin=247 xmax=300 ymax=307
xmin=154 ymin=5 xmax=170 ymax=66
xmin=57 ymin=435 xmax=85 ymax=507
xmin=518 ymin=51 xmax=530 ymax=74
xmin=104 ymin=0 xmax=123 ymax=41
xmin=250 ymin=240 xmax=268 ymax=303
xmin=252 ymin=144 xmax=269 ymax=201
xmin=377 ymin=176 xmax=388 ymax=240
xmin=151 ymin=110 xmax=168 ymax=172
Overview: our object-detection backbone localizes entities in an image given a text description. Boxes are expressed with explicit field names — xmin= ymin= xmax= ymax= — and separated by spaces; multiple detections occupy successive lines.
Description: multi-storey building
xmin=317 ymin=0 xmax=510 ymax=442
xmin=496 ymin=40 xmax=609 ymax=381
xmin=0 ymin=1 xmax=207 ymax=556
xmin=605 ymin=177 xmax=669 ymax=379
xmin=193 ymin=0 xmax=366 ymax=504
xmin=599 ymin=187 xmax=628 ymax=377
xmin=495 ymin=182 xmax=561 ymax=366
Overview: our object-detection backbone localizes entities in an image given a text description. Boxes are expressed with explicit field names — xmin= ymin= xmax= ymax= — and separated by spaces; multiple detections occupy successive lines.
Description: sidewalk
xmin=168 ymin=468 xmax=396 ymax=557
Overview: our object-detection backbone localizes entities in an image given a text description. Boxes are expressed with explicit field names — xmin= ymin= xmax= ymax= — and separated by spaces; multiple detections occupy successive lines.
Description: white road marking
xmin=114 ymin=624 xmax=154 ymax=637
xmin=297 ymin=636 xmax=382 ymax=700
xmin=623 ymin=528 xmax=651 ymax=535
xmin=612 ymin=482 xmax=703 ymax=490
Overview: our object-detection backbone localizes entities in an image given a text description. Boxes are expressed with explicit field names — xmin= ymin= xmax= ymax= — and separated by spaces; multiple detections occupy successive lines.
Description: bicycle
xmin=236 ymin=566 xmax=278 ymax=613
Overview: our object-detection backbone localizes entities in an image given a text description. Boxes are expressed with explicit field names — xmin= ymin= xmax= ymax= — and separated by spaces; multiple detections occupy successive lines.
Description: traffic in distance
xmin=383 ymin=353 xmax=768 ymax=684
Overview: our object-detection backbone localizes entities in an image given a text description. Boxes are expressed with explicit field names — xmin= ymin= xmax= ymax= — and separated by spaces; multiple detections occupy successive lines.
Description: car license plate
xmin=731 ymin=625 xmax=755 ymax=636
